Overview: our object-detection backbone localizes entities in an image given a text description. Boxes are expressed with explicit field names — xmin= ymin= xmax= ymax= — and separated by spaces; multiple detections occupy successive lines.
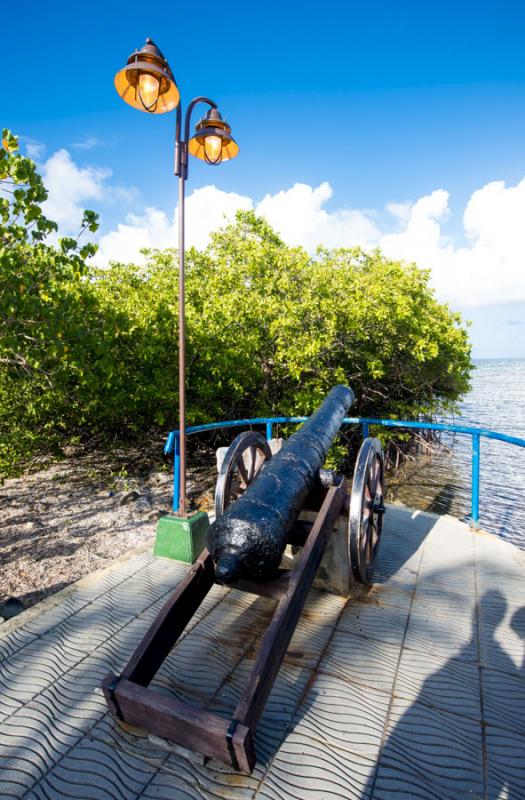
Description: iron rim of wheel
xmin=348 ymin=437 xmax=386 ymax=584
xmin=214 ymin=430 xmax=272 ymax=517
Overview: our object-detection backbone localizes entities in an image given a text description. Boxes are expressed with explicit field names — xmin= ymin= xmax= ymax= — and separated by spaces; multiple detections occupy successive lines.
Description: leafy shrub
xmin=0 ymin=131 xmax=472 ymax=478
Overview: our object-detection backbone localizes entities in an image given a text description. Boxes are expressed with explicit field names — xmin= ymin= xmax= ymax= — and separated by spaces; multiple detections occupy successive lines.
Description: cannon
xmin=209 ymin=384 xmax=354 ymax=583
xmin=103 ymin=386 xmax=385 ymax=773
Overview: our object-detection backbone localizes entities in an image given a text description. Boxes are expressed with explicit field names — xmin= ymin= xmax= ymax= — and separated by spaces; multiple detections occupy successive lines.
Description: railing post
xmin=266 ymin=421 xmax=273 ymax=441
xmin=173 ymin=433 xmax=181 ymax=513
xmin=361 ymin=421 xmax=369 ymax=439
xmin=470 ymin=434 xmax=480 ymax=530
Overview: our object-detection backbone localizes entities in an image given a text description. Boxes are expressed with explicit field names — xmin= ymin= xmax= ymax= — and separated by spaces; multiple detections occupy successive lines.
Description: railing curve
xmin=164 ymin=416 xmax=525 ymax=528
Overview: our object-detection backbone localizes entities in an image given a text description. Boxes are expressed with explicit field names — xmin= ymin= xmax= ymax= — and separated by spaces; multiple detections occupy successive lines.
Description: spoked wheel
xmin=349 ymin=437 xmax=386 ymax=584
xmin=215 ymin=431 xmax=272 ymax=517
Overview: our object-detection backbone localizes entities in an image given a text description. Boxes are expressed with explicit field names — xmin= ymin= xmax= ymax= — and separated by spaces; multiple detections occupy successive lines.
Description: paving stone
xmin=321 ymin=628 xmax=401 ymax=693
xmin=373 ymin=507 xmax=428 ymax=581
xmin=19 ymin=595 xmax=90 ymax=637
xmin=151 ymin=593 xmax=277 ymax=707
xmin=373 ymin=561 xmax=419 ymax=592
xmin=395 ymin=646 xmax=482 ymax=720
xmin=211 ymin=659 xmax=313 ymax=767
xmin=404 ymin=599 xmax=478 ymax=662
xmin=420 ymin=530 xmax=475 ymax=592
xmin=255 ymin=731 xmax=376 ymax=800
xmin=479 ymin=605 xmax=524 ymax=675
xmin=0 ymin=634 xmax=86 ymax=705
xmin=417 ymin=560 xmax=476 ymax=594
xmin=30 ymin=730 xmax=157 ymax=800
xmin=285 ymin=606 xmax=337 ymax=669
xmin=0 ymin=693 xmax=23 ymax=724
xmin=486 ymin=727 xmax=525 ymax=800
xmin=194 ymin=591 xmax=275 ymax=646
xmin=482 ymin=667 xmax=525 ymax=737
xmin=292 ymin=671 xmax=389 ymax=758
xmin=143 ymin=751 xmax=259 ymax=800
xmin=372 ymin=696 xmax=483 ymax=800
xmin=302 ymin=589 xmax=347 ymax=619
xmin=364 ymin=581 xmax=414 ymax=611
xmin=90 ymin=713 xmax=169 ymax=769
xmin=383 ymin=506 xmax=434 ymax=539
xmin=414 ymin=579 xmax=476 ymax=610
xmin=0 ymin=627 xmax=37 ymax=662
xmin=475 ymin=533 xmax=525 ymax=583
xmin=153 ymin=627 xmax=249 ymax=700
xmin=337 ymin=599 xmax=410 ymax=647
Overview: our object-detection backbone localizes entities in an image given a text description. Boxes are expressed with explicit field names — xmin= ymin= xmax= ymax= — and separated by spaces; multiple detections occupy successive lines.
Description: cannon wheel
xmin=215 ymin=431 xmax=272 ymax=517
xmin=349 ymin=437 xmax=386 ymax=584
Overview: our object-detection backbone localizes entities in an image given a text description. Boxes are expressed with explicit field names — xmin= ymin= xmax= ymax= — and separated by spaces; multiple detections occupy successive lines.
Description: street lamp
xmin=115 ymin=38 xmax=239 ymax=517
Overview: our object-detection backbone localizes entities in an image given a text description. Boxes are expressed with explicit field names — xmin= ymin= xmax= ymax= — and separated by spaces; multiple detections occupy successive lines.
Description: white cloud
xmin=93 ymin=207 xmax=173 ymax=265
xmin=379 ymin=180 xmax=525 ymax=307
xmin=256 ymin=182 xmax=380 ymax=250
xmin=380 ymin=190 xmax=452 ymax=269
xmin=25 ymin=140 xmax=47 ymax=161
xmin=94 ymin=185 xmax=252 ymax=265
xmin=41 ymin=149 xmax=137 ymax=235
xmin=94 ymin=181 xmax=377 ymax=266
xmin=71 ymin=135 xmax=106 ymax=150
xmin=181 ymin=185 xmax=253 ymax=250
xmin=385 ymin=200 xmax=412 ymax=225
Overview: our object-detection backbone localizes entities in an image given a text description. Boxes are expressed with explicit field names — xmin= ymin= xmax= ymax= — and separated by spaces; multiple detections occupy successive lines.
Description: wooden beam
xmin=233 ymin=480 xmax=346 ymax=732
xmin=121 ymin=549 xmax=215 ymax=686
xmin=110 ymin=678 xmax=256 ymax=773
xmin=102 ymin=482 xmax=345 ymax=773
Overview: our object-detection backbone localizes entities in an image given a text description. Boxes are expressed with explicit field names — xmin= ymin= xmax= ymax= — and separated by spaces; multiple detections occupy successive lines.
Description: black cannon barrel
xmin=207 ymin=384 xmax=355 ymax=584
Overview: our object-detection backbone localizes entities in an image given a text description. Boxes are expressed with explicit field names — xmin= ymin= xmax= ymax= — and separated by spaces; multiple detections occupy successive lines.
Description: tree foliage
xmin=0 ymin=130 xmax=99 ymax=473
xmin=0 ymin=131 xmax=472 ymax=478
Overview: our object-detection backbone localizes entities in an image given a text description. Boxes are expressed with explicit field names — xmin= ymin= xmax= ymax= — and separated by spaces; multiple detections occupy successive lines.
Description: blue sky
xmin=6 ymin=0 xmax=525 ymax=357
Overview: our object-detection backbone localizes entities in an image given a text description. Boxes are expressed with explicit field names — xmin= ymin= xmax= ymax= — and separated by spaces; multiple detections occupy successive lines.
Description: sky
xmin=5 ymin=0 xmax=525 ymax=357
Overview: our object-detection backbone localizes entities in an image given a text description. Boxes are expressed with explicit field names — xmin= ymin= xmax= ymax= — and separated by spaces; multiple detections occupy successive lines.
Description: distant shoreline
xmin=472 ymin=356 xmax=525 ymax=362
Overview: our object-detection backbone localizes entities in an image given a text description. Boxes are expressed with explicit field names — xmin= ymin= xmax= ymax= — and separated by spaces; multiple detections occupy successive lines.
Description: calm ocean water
xmin=388 ymin=359 xmax=525 ymax=548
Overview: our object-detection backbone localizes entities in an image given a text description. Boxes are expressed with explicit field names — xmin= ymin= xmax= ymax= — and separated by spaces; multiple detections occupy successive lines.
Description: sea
xmin=388 ymin=359 xmax=525 ymax=548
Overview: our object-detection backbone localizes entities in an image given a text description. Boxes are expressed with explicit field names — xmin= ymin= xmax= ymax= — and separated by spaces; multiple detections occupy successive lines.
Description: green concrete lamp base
xmin=154 ymin=511 xmax=209 ymax=564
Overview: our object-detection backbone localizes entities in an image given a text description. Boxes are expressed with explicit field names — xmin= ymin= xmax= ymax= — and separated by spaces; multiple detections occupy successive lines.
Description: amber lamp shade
xmin=188 ymin=109 xmax=239 ymax=165
xmin=114 ymin=38 xmax=180 ymax=114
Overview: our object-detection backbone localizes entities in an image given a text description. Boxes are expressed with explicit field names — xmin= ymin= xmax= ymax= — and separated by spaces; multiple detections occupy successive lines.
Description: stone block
xmin=154 ymin=512 xmax=209 ymax=563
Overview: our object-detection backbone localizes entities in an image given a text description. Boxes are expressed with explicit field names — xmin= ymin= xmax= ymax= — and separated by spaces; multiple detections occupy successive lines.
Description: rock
xmin=134 ymin=496 xmax=153 ymax=514
xmin=120 ymin=490 xmax=141 ymax=506
xmin=0 ymin=597 xmax=26 ymax=620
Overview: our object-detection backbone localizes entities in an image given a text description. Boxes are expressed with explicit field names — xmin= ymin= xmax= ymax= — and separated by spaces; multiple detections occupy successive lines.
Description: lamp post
xmin=114 ymin=39 xmax=239 ymax=517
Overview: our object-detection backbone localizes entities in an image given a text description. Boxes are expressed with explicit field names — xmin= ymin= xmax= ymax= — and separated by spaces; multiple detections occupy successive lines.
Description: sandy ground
xmin=0 ymin=446 xmax=216 ymax=620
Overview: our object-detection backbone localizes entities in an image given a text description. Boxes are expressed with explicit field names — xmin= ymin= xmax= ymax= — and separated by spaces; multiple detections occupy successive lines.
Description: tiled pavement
xmin=1 ymin=506 xmax=524 ymax=800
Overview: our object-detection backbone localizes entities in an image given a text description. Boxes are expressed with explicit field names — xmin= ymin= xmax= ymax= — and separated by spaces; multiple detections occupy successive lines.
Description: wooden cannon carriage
xmin=102 ymin=385 xmax=385 ymax=773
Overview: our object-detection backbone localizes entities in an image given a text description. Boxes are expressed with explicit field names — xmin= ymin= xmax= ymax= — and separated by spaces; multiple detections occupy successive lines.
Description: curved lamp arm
xmin=184 ymin=96 xmax=217 ymax=142
xmin=175 ymin=96 xmax=217 ymax=178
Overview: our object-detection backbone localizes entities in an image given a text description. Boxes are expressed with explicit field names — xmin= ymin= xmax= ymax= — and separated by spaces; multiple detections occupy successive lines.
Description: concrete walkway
xmin=1 ymin=506 xmax=524 ymax=799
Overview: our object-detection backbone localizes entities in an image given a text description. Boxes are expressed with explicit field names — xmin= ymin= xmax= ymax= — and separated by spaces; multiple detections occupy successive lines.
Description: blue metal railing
xmin=164 ymin=416 xmax=525 ymax=528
